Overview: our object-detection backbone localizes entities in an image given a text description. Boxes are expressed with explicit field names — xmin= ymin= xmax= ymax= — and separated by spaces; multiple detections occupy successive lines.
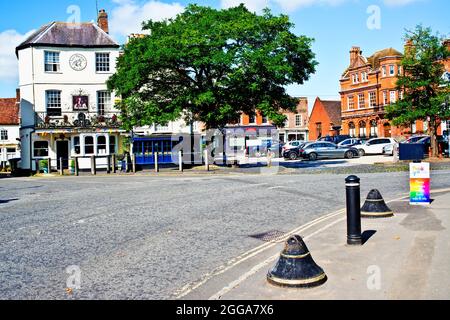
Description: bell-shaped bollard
xmin=267 ymin=235 xmax=327 ymax=288
xmin=361 ymin=189 xmax=394 ymax=218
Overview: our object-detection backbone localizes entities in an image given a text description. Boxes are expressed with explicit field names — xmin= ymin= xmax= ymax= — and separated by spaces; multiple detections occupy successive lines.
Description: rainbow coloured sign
xmin=409 ymin=162 xmax=430 ymax=205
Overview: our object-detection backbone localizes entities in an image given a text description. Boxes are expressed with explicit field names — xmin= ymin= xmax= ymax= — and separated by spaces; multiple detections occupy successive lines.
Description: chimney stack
xmin=97 ymin=9 xmax=109 ymax=34
xmin=16 ymin=88 xmax=20 ymax=104
xmin=350 ymin=46 xmax=361 ymax=66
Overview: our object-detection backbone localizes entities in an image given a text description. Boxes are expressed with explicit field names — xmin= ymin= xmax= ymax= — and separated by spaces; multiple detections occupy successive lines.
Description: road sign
xmin=409 ymin=162 xmax=430 ymax=205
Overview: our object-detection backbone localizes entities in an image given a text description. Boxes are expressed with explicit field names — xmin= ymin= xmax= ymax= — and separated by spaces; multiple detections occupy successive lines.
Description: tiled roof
xmin=321 ymin=100 xmax=342 ymax=126
xmin=16 ymin=22 xmax=119 ymax=55
xmin=0 ymin=98 xmax=19 ymax=125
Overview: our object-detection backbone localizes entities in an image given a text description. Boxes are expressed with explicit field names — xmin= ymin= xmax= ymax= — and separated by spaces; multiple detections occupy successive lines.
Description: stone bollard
xmin=179 ymin=151 xmax=183 ymax=172
xmin=204 ymin=149 xmax=209 ymax=171
xmin=74 ymin=157 xmax=79 ymax=176
xmin=59 ymin=157 xmax=63 ymax=176
xmin=91 ymin=156 xmax=96 ymax=175
xmin=131 ymin=153 xmax=136 ymax=173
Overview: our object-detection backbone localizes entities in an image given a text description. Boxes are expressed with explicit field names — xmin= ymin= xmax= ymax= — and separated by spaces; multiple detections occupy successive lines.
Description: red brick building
xmin=308 ymin=97 xmax=341 ymax=141
xmin=339 ymin=46 xmax=404 ymax=138
xmin=340 ymin=42 xmax=450 ymax=140
xmin=239 ymin=97 xmax=309 ymax=142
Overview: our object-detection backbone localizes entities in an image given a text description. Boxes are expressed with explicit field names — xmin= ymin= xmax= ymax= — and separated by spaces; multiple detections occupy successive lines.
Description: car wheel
xmin=308 ymin=153 xmax=318 ymax=161
xmin=345 ymin=151 xmax=354 ymax=159
xmin=358 ymin=149 xmax=365 ymax=157
xmin=289 ymin=152 xmax=298 ymax=160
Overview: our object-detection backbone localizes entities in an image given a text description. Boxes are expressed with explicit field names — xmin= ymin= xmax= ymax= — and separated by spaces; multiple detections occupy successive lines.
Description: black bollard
xmin=345 ymin=175 xmax=362 ymax=245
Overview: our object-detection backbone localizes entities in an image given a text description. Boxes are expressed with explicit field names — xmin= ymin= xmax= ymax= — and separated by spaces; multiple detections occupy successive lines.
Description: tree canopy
xmin=107 ymin=4 xmax=317 ymax=130
xmin=385 ymin=25 xmax=450 ymax=156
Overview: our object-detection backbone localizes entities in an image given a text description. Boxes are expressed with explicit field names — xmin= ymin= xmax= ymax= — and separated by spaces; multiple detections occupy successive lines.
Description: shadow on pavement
xmin=362 ymin=230 xmax=377 ymax=245
xmin=0 ymin=199 xmax=19 ymax=204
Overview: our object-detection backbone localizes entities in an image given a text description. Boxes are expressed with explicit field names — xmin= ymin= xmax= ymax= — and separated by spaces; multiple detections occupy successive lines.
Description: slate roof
xmin=320 ymin=100 xmax=342 ymax=126
xmin=16 ymin=22 xmax=119 ymax=55
xmin=0 ymin=98 xmax=19 ymax=125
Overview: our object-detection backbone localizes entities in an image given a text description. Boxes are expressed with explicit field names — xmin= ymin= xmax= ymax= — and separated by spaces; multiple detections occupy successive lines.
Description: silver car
xmin=299 ymin=142 xmax=360 ymax=161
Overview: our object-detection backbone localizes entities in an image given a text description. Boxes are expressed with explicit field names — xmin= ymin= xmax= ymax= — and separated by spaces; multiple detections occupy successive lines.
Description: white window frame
xmin=369 ymin=91 xmax=377 ymax=108
xmin=96 ymin=52 xmax=111 ymax=72
xmin=358 ymin=93 xmax=365 ymax=109
xmin=0 ymin=129 xmax=7 ymax=141
xmin=33 ymin=140 xmax=49 ymax=158
xmin=383 ymin=91 xmax=388 ymax=105
xmin=390 ymin=91 xmax=397 ymax=104
xmin=382 ymin=66 xmax=387 ymax=77
xmin=44 ymin=51 xmax=60 ymax=73
xmin=389 ymin=65 xmax=395 ymax=76
xmin=97 ymin=91 xmax=111 ymax=116
xmin=348 ymin=95 xmax=354 ymax=110
xmin=46 ymin=90 xmax=62 ymax=116
xmin=76 ymin=133 xmax=111 ymax=156
xmin=295 ymin=114 xmax=302 ymax=127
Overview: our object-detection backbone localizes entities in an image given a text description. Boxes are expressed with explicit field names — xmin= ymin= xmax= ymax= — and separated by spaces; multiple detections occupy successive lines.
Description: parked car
xmin=357 ymin=137 xmax=397 ymax=156
xmin=281 ymin=140 xmax=305 ymax=154
xmin=284 ymin=141 xmax=359 ymax=161
xmin=337 ymin=138 xmax=363 ymax=148
xmin=403 ymin=135 xmax=429 ymax=144
xmin=382 ymin=143 xmax=395 ymax=156
xmin=268 ymin=142 xmax=284 ymax=156
xmin=414 ymin=136 xmax=449 ymax=156
xmin=317 ymin=135 xmax=352 ymax=144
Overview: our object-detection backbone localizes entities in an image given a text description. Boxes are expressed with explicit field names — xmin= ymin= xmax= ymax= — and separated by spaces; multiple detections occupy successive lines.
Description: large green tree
xmin=107 ymin=4 xmax=317 ymax=130
xmin=386 ymin=26 xmax=450 ymax=157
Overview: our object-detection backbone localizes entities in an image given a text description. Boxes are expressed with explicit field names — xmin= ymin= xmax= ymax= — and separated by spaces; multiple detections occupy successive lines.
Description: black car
xmin=415 ymin=136 xmax=449 ymax=156
xmin=283 ymin=142 xmax=359 ymax=160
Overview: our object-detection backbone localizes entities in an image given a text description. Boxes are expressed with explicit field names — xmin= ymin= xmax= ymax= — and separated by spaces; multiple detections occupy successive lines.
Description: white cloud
xmin=109 ymin=0 xmax=184 ymax=40
xmin=383 ymin=0 xmax=421 ymax=6
xmin=222 ymin=0 xmax=420 ymax=13
xmin=0 ymin=29 xmax=34 ymax=84
xmin=221 ymin=0 xmax=270 ymax=12
xmin=221 ymin=0 xmax=349 ymax=12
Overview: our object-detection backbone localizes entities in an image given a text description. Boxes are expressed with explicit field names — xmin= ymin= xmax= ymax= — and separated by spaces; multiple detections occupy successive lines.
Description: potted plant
xmin=69 ymin=159 xmax=75 ymax=175
xmin=39 ymin=159 xmax=48 ymax=174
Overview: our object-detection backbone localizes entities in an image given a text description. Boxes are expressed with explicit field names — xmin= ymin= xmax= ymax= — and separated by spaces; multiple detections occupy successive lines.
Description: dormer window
xmin=44 ymin=51 xmax=60 ymax=72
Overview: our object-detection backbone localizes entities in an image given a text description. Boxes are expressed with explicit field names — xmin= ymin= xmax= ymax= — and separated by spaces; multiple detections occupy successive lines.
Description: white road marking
xmin=176 ymin=187 xmax=450 ymax=300
xmin=208 ymin=217 xmax=346 ymax=300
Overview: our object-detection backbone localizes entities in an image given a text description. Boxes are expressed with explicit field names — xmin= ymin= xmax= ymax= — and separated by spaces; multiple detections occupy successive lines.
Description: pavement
xmin=1 ymin=171 xmax=450 ymax=299
xmin=180 ymin=189 xmax=450 ymax=300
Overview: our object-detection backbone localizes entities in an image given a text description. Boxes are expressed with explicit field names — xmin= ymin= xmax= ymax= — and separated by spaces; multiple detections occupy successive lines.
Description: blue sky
xmin=0 ymin=0 xmax=448 ymax=110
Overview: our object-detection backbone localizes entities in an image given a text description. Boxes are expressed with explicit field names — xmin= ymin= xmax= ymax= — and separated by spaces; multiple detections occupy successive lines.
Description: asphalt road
xmin=2 ymin=170 xmax=450 ymax=299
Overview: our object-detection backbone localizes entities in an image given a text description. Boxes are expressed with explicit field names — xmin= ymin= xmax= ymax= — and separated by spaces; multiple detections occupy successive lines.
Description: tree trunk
xmin=429 ymin=120 xmax=439 ymax=158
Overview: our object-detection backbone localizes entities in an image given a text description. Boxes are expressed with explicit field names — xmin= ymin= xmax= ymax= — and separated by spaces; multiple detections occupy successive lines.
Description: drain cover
xmin=249 ymin=230 xmax=287 ymax=242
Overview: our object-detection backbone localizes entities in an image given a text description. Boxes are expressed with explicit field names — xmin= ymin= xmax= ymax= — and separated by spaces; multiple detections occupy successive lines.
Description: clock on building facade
xmin=69 ymin=54 xmax=87 ymax=71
